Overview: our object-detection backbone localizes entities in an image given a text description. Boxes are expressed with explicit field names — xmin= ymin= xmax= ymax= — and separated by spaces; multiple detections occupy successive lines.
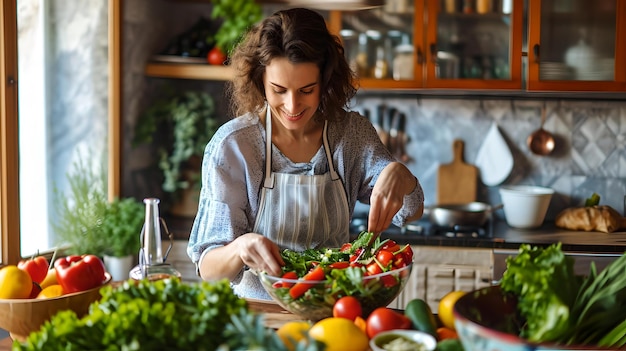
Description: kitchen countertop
xmin=376 ymin=220 xmax=626 ymax=254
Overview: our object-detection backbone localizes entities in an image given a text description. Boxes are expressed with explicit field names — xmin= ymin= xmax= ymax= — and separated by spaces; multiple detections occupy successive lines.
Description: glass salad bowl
xmin=259 ymin=232 xmax=414 ymax=321
xmin=259 ymin=261 xmax=412 ymax=321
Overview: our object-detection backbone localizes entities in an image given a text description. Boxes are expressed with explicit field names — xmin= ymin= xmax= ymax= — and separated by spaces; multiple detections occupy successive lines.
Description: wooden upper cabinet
xmin=526 ymin=0 xmax=626 ymax=91
xmin=328 ymin=1 xmax=424 ymax=89
xmin=328 ymin=0 xmax=525 ymax=90
xmin=423 ymin=0 xmax=524 ymax=90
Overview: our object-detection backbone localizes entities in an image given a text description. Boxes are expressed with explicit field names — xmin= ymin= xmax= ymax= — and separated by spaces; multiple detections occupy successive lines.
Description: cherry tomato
xmin=329 ymin=261 xmax=350 ymax=269
xmin=376 ymin=250 xmax=395 ymax=268
xmin=281 ymin=271 xmax=298 ymax=288
xmin=366 ymin=262 xmax=383 ymax=275
xmin=380 ymin=240 xmax=401 ymax=253
xmin=366 ymin=307 xmax=412 ymax=338
xmin=207 ymin=47 xmax=227 ymax=65
xmin=349 ymin=248 xmax=363 ymax=262
xmin=332 ymin=296 xmax=362 ymax=321
xmin=399 ymin=245 xmax=414 ymax=262
xmin=18 ymin=255 xmax=49 ymax=284
xmin=340 ymin=243 xmax=352 ymax=252
xmin=289 ymin=265 xmax=324 ymax=299
xmin=380 ymin=274 xmax=398 ymax=287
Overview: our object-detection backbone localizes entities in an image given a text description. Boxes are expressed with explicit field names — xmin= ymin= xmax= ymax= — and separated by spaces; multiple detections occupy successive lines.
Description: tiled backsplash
xmin=351 ymin=96 xmax=626 ymax=220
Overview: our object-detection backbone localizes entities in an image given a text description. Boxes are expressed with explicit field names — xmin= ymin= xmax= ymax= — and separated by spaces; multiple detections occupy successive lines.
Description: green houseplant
xmin=53 ymin=153 xmax=145 ymax=280
xmin=134 ymin=91 xmax=219 ymax=201
xmin=211 ymin=0 xmax=262 ymax=54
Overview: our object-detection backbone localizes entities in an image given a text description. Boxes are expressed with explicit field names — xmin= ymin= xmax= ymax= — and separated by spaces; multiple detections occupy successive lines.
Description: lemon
xmin=276 ymin=321 xmax=311 ymax=351
xmin=308 ymin=317 xmax=369 ymax=351
xmin=0 ymin=265 xmax=33 ymax=299
xmin=438 ymin=290 xmax=466 ymax=330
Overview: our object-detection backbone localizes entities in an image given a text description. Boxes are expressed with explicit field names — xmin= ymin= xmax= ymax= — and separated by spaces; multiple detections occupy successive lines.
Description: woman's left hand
xmin=368 ymin=162 xmax=417 ymax=234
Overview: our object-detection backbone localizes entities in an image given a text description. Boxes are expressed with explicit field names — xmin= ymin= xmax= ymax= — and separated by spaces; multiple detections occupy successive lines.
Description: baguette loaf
xmin=555 ymin=205 xmax=626 ymax=233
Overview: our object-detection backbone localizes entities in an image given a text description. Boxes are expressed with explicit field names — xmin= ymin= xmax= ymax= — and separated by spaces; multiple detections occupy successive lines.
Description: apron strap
xmin=263 ymin=106 xmax=339 ymax=187
xmin=322 ymin=121 xmax=340 ymax=181
xmin=263 ymin=106 xmax=274 ymax=188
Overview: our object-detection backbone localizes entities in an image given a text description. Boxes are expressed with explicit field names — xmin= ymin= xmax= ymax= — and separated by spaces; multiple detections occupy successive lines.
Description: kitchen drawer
xmin=390 ymin=246 xmax=493 ymax=311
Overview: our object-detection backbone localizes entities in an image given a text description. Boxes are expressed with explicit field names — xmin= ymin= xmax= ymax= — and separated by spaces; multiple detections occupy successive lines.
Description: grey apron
xmin=234 ymin=107 xmax=350 ymax=299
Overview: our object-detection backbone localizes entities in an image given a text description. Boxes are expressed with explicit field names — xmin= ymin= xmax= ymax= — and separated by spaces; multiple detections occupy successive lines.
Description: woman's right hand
xmin=235 ymin=233 xmax=285 ymax=276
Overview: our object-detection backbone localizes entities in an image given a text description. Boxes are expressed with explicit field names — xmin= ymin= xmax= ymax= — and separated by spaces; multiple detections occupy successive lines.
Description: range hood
xmin=261 ymin=0 xmax=384 ymax=10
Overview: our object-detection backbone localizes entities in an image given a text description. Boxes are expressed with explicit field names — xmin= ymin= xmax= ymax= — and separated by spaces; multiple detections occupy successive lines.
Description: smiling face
xmin=263 ymin=57 xmax=321 ymax=133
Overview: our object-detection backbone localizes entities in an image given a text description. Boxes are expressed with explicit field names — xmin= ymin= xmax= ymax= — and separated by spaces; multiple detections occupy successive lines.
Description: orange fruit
xmin=0 ymin=265 xmax=33 ymax=299
xmin=37 ymin=284 xmax=64 ymax=299
xmin=438 ymin=290 xmax=466 ymax=330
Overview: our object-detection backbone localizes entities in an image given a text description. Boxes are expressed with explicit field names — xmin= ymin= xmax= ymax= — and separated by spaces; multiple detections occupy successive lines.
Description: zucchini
xmin=405 ymin=298 xmax=438 ymax=339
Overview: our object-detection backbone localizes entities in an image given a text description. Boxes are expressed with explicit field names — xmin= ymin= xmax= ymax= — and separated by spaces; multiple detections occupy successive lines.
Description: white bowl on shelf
xmin=499 ymin=185 xmax=554 ymax=229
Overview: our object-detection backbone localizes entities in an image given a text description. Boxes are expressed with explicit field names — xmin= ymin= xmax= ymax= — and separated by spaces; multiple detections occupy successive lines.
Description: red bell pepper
xmin=289 ymin=265 xmax=325 ymax=299
xmin=54 ymin=254 xmax=107 ymax=293
xmin=18 ymin=255 xmax=49 ymax=284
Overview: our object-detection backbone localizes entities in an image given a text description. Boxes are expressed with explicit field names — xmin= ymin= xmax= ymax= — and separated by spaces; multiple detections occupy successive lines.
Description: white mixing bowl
xmin=499 ymin=185 xmax=554 ymax=228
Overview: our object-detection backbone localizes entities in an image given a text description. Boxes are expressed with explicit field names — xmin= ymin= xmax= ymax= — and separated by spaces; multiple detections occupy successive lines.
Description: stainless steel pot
xmin=424 ymin=202 xmax=503 ymax=227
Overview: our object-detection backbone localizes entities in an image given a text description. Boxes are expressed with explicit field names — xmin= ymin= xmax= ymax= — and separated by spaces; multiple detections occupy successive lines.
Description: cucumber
xmin=404 ymin=298 xmax=438 ymax=339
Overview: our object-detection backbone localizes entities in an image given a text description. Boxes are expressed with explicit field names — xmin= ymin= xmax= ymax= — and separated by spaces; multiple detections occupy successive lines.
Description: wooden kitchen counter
xmin=0 ymin=298 xmax=303 ymax=350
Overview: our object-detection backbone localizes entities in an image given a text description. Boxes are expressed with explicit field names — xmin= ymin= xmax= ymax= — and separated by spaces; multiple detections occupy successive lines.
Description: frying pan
xmin=423 ymin=202 xmax=504 ymax=227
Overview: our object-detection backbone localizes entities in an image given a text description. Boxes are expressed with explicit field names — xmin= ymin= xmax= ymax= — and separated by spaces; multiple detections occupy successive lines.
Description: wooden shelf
xmin=145 ymin=62 xmax=234 ymax=80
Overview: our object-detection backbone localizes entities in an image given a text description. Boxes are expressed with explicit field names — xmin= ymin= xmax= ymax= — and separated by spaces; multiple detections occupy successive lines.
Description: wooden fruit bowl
xmin=0 ymin=273 xmax=111 ymax=341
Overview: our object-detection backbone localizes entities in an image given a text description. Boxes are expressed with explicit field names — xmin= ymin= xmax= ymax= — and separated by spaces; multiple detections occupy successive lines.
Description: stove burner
xmin=350 ymin=215 xmax=493 ymax=238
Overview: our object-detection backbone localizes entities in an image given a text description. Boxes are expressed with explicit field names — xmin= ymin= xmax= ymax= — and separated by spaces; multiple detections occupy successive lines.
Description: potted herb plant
xmin=53 ymin=153 xmax=145 ymax=281
xmin=134 ymin=90 xmax=219 ymax=217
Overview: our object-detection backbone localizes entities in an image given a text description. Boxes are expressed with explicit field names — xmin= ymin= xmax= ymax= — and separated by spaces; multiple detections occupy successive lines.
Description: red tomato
xmin=380 ymin=274 xmax=398 ymax=287
xmin=329 ymin=261 xmax=350 ymax=269
xmin=380 ymin=240 xmax=401 ymax=253
xmin=281 ymin=271 xmax=298 ymax=288
xmin=366 ymin=262 xmax=383 ymax=275
xmin=366 ymin=307 xmax=412 ymax=338
xmin=289 ymin=265 xmax=324 ymax=299
xmin=399 ymin=245 xmax=414 ymax=262
xmin=332 ymin=296 xmax=363 ymax=321
xmin=18 ymin=256 xmax=49 ymax=284
xmin=376 ymin=250 xmax=395 ymax=268
xmin=207 ymin=47 xmax=227 ymax=65
xmin=340 ymin=243 xmax=352 ymax=252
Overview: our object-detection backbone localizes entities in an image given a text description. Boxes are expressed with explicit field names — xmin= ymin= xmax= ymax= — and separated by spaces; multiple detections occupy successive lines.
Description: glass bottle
xmin=129 ymin=198 xmax=181 ymax=281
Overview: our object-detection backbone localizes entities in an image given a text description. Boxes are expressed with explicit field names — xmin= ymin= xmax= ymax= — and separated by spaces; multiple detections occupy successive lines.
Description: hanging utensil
xmin=527 ymin=105 xmax=555 ymax=156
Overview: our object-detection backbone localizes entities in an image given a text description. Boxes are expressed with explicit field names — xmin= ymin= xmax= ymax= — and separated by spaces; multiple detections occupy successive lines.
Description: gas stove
xmin=350 ymin=214 xmax=493 ymax=239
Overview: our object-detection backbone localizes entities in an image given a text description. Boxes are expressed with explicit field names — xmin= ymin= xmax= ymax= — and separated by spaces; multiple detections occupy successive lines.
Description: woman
xmin=187 ymin=8 xmax=424 ymax=299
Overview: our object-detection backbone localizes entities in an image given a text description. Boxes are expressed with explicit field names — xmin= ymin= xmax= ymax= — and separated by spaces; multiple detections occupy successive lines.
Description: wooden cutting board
xmin=437 ymin=139 xmax=478 ymax=204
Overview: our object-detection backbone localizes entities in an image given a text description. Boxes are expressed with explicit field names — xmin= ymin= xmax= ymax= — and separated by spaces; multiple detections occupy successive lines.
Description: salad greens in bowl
xmin=258 ymin=232 xmax=413 ymax=321
xmin=454 ymin=243 xmax=626 ymax=351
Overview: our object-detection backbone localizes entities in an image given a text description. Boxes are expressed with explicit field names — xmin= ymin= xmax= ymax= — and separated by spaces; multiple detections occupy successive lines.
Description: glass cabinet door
xmin=423 ymin=0 xmax=523 ymax=89
xmin=527 ymin=0 xmax=626 ymax=91
xmin=329 ymin=0 xmax=424 ymax=89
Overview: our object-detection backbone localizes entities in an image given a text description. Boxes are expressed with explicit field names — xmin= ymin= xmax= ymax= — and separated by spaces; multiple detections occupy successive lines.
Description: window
xmin=1 ymin=0 xmax=120 ymax=265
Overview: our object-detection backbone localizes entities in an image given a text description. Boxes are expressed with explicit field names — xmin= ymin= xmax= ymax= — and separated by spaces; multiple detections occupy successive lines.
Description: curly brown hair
xmin=226 ymin=8 xmax=358 ymax=122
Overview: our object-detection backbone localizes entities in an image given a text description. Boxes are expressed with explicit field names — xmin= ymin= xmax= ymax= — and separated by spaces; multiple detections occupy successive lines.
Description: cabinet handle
xmin=430 ymin=43 xmax=437 ymax=63
xmin=533 ymin=44 xmax=540 ymax=63
xmin=417 ymin=47 xmax=424 ymax=65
